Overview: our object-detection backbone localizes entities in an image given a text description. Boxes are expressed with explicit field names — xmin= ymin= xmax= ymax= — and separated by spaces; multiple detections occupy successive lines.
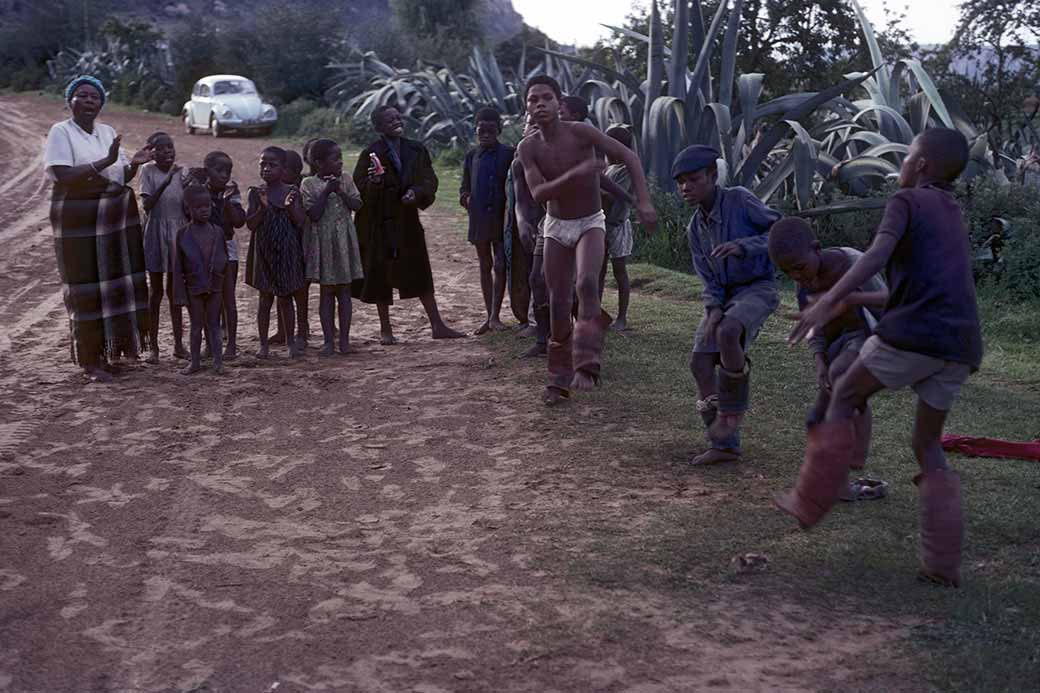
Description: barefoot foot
xmin=380 ymin=332 xmax=398 ymax=346
xmin=223 ymin=348 xmax=238 ymax=362
xmin=516 ymin=323 xmax=537 ymax=338
xmin=542 ymin=387 xmax=570 ymax=406
xmin=519 ymin=342 xmax=547 ymax=359
xmin=474 ymin=322 xmax=491 ymax=336
xmin=339 ymin=342 xmax=357 ymax=355
xmin=690 ymin=448 xmax=741 ymax=466
xmin=570 ymin=370 xmax=597 ymax=392
xmin=145 ymin=348 xmax=159 ymax=365
xmin=610 ymin=318 xmax=628 ymax=332
xmin=489 ymin=318 xmax=508 ymax=332
xmin=432 ymin=324 xmax=465 ymax=340
xmin=180 ymin=363 xmax=203 ymax=376
xmin=173 ymin=346 xmax=189 ymax=360
xmin=269 ymin=332 xmax=286 ymax=345
xmin=255 ymin=346 xmax=270 ymax=360
xmin=83 ymin=366 xmax=113 ymax=383
xmin=213 ymin=364 xmax=225 ymax=376
xmin=318 ymin=343 xmax=336 ymax=357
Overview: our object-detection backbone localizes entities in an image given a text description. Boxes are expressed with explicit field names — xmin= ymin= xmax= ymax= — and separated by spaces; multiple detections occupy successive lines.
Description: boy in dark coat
xmin=352 ymin=106 xmax=464 ymax=344
xmin=460 ymin=107 xmax=515 ymax=334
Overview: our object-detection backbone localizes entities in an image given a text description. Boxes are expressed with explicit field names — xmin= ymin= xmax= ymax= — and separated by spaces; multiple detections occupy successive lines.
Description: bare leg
xmin=167 ymin=277 xmax=187 ymax=359
xmin=543 ymin=237 xmax=576 ymax=400
xmin=270 ymin=302 xmax=286 ymax=344
xmin=913 ymin=400 xmax=950 ymax=474
xmin=205 ymin=292 xmax=224 ymax=375
xmin=420 ymin=292 xmax=465 ymax=339
xmin=278 ymin=295 xmax=301 ymax=357
xmin=182 ymin=294 xmax=205 ymax=374
xmin=491 ymin=240 xmax=507 ymax=330
xmin=690 ymin=351 xmax=719 ymax=401
xmin=256 ymin=292 xmax=274 ymax=359
xmin=222 ymin=261 xmax=239 ymax=360
xmin=377 ymin=303 xmax=396 ymax=345
xmin=521 ymin=252 xmax=549 ymax=358
xmin=147 ymin=271 xmax=163 ymax=362
xmin=826 ymin=359 xmax=885 ymax=421
xmin=337 ymin=285 xmax=354 ymax=354
xmin=318 ymin=286 xmax=336 ymax=356
xmin=598 ymin=248 xmax=609 ymax=301
xmin=294 ymin=284 xmax=310 ymax=349
xmin=475 ymin=241 xmax=494 ymax=335
xmin=611 ymin=257 xmax=630 ymax=331
xmin=571 ymin=229 xmax=607 ymax=391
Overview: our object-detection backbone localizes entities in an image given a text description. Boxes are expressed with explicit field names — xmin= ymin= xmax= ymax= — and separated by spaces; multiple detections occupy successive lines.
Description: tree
xmin=586 ymin=0 xmax=916 ymax=99
xmin=928 ymin=0 xmax=1040 ymax=158
xmin=390 ymin=0 xmax=484 ymax=70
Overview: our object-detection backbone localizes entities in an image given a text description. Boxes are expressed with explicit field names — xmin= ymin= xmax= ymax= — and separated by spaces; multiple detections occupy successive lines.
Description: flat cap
xmin=671 ymin=145 xmax=720 ymax=179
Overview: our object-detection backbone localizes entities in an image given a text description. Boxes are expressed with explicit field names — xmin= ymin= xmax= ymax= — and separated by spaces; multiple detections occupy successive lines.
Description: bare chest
xmin=530 ymin=134 xmax=593 ymax=180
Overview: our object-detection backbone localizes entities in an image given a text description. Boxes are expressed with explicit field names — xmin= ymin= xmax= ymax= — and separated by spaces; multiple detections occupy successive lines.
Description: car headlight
xmin=219 ymin=105 xmax=234 ymax=118
xmin=262 ymin=104 xmax=277 ymax=121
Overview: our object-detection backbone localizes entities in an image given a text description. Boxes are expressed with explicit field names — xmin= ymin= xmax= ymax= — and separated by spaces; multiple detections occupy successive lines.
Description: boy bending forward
xmin=780 ymin=128 xmax=983 ymax=587
xmin=517 ymin=76 xmax=656 ymax=403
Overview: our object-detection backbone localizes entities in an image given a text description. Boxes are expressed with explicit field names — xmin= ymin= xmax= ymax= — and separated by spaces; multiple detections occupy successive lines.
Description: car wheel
xmin=210 ymin=115 xmax=223 ymax=138
xmin=184 ymin=112 xmax=195 ymax=135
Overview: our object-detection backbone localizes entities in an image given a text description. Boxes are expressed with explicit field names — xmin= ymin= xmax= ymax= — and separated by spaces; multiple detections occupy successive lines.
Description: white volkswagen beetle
xmin=182 ymin=75 xmax=278 ymax=137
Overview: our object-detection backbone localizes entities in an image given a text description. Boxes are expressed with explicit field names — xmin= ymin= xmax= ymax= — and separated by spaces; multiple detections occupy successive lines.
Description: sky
xmin=511 ymin=0 xmax=960 ymax=48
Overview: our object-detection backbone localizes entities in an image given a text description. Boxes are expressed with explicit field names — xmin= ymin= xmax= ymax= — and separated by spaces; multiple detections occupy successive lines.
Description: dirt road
xmin=0 ymin=95 xmax=916 ymax=692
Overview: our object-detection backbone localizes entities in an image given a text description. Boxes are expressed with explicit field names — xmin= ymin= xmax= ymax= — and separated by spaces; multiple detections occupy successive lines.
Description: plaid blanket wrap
xmin=50 ymin=178 xmax=150 ymax=365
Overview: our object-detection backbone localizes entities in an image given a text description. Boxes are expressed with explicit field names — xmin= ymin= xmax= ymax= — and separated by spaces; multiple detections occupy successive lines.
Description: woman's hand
xmin=401 ymin=189 xmax=418 ymax=206
xmin=285 ymin=186 xmax=299 ymax=208
xmin=223 ymin=181 xmax=239 ymax=202
xmin=367 ymin=164 xmax=383 ymax=186
xmin=107 ymin=136 xmax=123 ymax=164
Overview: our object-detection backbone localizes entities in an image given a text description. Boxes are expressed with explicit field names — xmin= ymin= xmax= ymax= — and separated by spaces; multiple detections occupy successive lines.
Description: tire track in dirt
xmin=0 ymin=93 xmax=922 ymax=692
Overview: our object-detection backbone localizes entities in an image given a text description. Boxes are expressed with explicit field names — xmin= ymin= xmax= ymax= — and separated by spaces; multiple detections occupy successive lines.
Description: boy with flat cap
xmin=674 ymin=145 xmax=781 ymax=465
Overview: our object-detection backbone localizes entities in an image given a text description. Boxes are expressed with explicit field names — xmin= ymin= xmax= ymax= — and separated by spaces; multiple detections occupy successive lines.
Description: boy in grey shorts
xmin=673 ymin=145 xmax=781 ymax=466
xmin=781 ymin=128 xmax=983 ymax=588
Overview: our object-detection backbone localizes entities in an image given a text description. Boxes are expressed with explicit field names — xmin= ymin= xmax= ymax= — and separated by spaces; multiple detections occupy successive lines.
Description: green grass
xmin=473 ymin=225 xmax=1040 ymax=690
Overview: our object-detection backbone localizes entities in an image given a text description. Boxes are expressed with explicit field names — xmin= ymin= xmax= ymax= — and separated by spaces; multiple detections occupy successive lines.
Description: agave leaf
xmin=531 ymin=47 xmax=645 ymax=97
xmin=736 ymin=70 xmax=877 ymax=184
xmin=600 ymin=24 xmax=673 ymax=57
xmin=848 ymin=0 xmax=892 ymax=107
xmin=594 ymin=96 xmax=633 ymax=132
xmin=797 ymin=198 xmax=888 ymax=218
xmin=644 ymin=0 xmax=666 ymax=153
xmin=719 ymin=0 xmax=743 ymax=110
xmin=580 ymin=79 xmax=621 ymax=103
xmin=859 ymin=142 xmax=909 ymax=161
xmin=907 ymin=92 xmax=932 ymax=134
xmin=689 ymin=0 xmax=728 ymax=106
xmin=833 ymin=156 xmax=899 ymax=196
xmin=669 ymin=0 xmax=689 ymax=103
xmin=754 ymin=151 xmax=795 ymax=202
xmin=890 ymin=59 xmax=953 ymax=129
xmin=936 ymin=88 xmax=980 ymax=140
xmin=700 ymin=103 xmax=735 ymax=170
xmin=646 ymin=96 xmax=688 ymax=189
xmin=689 ymin=0 xmax=710 ymax=99
xmin=829 ymin=129 xmax=889 ymax=158
xmin=853 ymin=104 xmax=914 ymax=144
xmin=785 ymin=119 xmax=818 ymax=210
xmin=736 ymin=73 xmax=764 ymax=141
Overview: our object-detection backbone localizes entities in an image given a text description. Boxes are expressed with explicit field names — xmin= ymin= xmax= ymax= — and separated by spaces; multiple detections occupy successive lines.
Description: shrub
xmin=962 ymin=179 xmax=1040 ymax=300
xmin=274 ymin=99 xmax=320 ymax=137
xmin=631 ymin=178 xmax=693 ymax=274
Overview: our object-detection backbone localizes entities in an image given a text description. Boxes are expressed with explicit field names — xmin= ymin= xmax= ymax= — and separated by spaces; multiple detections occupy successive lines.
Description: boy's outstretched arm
xmin=600 ymin=173 xmax=634 ymax=205
xmin=581 ymin=124 xmax=657 ymax=234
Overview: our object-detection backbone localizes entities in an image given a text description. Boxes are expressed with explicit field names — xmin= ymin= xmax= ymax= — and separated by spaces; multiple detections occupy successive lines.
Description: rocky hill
xmin=0 ymin=0 xmax=523 ymax=43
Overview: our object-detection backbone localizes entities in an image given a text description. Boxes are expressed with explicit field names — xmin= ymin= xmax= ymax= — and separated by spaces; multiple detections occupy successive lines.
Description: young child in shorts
xmin=460 ymin=107 xmax=514 ymax=334
xmin=768 ymin=217 xmax=890 ymax=501
xmin=173 ymin=185 xmax=227 ymax=376
xmin=781 ymin=128 xmax=983 ymax=587
xmin=600 ymin=125 xmax=636 ymax=332
xmin=300 ymin=139 xmax=364 ymax=356
xmin=673 ymin=145 xmax=781 ymax=466
xmin=196 ymin=151 xmax=245 ymax=361
xmin=139 ymin=131 xmax=188 ymax=363
xmin=517 ymin=76 xmax=656 ymax=404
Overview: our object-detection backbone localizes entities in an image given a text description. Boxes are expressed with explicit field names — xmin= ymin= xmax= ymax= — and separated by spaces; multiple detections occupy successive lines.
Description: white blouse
xmin=43 ymin=118 xmax=129 ymax=186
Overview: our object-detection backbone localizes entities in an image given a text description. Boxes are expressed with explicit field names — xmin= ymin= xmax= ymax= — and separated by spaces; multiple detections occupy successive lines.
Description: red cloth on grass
xmin=941 ymin=435 xmax=1040 ymax=462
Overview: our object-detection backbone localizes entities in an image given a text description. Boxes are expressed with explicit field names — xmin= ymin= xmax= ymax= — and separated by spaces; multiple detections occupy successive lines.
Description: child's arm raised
xmin=142 ymin=165 xmax=181 ymax=213
xmin=245 ymin=186 xmax=267 ymax=231
xmin=223 ymin=183 xmax=246 ymax=229
xmin=306 ymin=177 xmax=339 ymax=222
xmin=789 ymin=196 xmax=907 ymax=344
xmin=286 ymin=186 xmax=307 ymax=229
xmin=578 ymin=124 xmax=657 ymax=233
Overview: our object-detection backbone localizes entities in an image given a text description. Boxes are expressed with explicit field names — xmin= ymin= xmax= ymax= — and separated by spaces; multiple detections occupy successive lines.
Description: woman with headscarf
xmin=43 ymin=75 xmax=154 ymax=382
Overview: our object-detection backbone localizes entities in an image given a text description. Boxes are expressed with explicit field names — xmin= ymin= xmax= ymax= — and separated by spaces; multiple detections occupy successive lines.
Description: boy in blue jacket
xmin=673 ymin=145 xmax=781 ymax=465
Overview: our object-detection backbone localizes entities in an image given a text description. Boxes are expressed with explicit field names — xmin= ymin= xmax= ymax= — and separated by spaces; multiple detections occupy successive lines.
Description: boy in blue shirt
xmin=673 ymin=145 xmax=781 ymax=466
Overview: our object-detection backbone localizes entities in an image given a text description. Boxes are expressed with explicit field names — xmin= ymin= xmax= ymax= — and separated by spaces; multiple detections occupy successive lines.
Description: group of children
xmin=137 ymin=73 xmax=981 ymax=588
xmin=139 ymin=135 xmax=363 ymax=374
xmin=494 ymin=75 xmax=980 ymax=588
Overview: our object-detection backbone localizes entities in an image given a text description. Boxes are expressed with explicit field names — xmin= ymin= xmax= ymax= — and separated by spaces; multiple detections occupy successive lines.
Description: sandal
xmin=839 ymin=477 xmax=889 ymax=502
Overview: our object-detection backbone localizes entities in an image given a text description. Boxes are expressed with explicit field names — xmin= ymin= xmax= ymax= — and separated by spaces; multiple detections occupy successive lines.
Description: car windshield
xmin=212 ymin=80 xmax=256 ymax=96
